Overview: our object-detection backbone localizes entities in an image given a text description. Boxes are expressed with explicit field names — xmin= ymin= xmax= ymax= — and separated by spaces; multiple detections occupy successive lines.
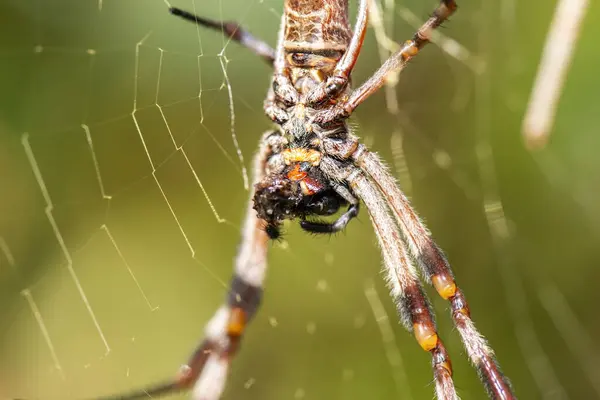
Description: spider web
xmin=1 ymin=0 xmax=600 ymax=399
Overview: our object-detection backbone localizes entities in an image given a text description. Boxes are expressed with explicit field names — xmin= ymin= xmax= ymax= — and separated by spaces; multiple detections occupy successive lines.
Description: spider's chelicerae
xmin=98 ymin=1 xmax=516 ymax=399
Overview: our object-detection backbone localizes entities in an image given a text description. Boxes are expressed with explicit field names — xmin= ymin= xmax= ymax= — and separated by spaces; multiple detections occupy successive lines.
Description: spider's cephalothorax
xmin=95 ymin=2 xmax=517 ymax=400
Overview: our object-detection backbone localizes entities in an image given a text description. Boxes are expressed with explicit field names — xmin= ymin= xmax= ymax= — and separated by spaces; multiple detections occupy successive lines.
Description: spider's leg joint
xmin=300 ymin=203 xmax=359 ymax=234
xmin=432 ymin=273 xmax=457 ymax=300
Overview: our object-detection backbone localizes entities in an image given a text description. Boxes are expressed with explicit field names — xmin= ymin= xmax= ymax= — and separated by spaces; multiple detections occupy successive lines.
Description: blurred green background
xmin=1 ymin=0 xmax=600 ymax=399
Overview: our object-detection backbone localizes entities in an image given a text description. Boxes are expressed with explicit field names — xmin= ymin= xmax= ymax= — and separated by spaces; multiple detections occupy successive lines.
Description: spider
xmin=97 ymin=1 xmax=516 ymax=399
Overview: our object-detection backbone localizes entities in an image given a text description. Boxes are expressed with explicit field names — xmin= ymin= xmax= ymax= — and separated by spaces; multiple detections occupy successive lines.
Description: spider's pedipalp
xmin=349 ymin=170 xmax=458 ymax=400
xmin=353 ymin=146 xmax=515 ymax=399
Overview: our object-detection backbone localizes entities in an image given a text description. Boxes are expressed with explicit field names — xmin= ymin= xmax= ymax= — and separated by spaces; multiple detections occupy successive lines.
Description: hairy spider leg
xmin=353 ymin=146 xmax=515 ymax=399
xmin=344 ymin=0 xmax=457 ymax=113
xmin=169 ymin=6 xmax=275 ymax=64
xmin=300 ymin=183 xmax=360 ymax=234
xmin=347 ymin=169 xmax=457 ymax=400
xmin=300 ymin=203 xmax=359 ymax=234
xmin=94 ymin=133 xmax=274 ymax=400
xmin=170 ymin=0 xmax=457 ymax=118
xmin=186 ymin=135 xmax=273 ymax=399
xmin=304 ymin=0 xmax=369 ymax=104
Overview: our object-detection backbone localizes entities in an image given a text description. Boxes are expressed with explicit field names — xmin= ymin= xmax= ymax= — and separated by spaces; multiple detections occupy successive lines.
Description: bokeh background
xmin=1 ymin=0 xmax=600 ymax=399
